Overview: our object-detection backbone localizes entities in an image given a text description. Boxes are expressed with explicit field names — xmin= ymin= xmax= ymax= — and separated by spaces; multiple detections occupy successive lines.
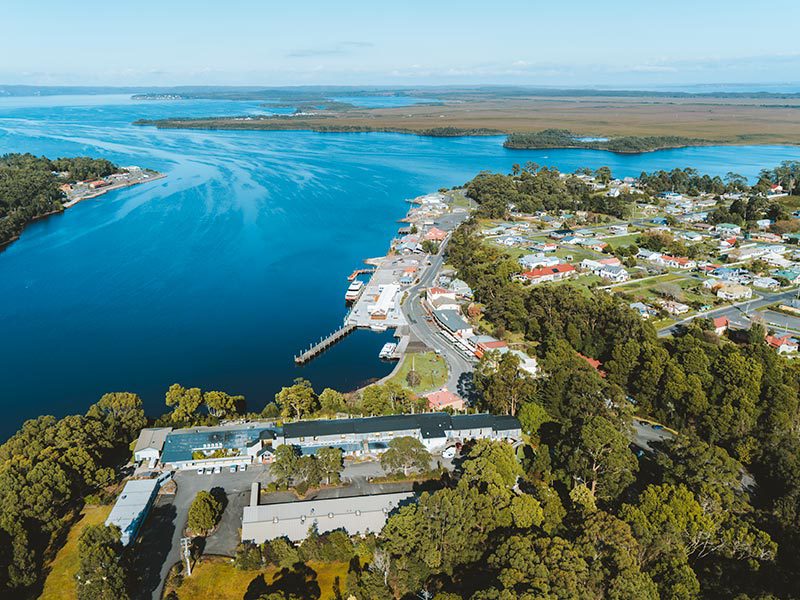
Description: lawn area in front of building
xmin=165 ymin=557 xmax=348 ymax=600
xmin=40 ymin=505 xmax=113 ymax=600
xmin=386 ymin=351 xmax=448 ymax=394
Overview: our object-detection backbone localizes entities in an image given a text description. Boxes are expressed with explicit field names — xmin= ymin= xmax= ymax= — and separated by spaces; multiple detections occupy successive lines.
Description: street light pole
xmin=180 ymin=537 xmax=192 ymax=577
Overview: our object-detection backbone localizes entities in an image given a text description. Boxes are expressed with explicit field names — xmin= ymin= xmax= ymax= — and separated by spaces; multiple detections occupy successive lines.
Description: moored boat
xmin=345 ymin=279 xmax=364 ymax=302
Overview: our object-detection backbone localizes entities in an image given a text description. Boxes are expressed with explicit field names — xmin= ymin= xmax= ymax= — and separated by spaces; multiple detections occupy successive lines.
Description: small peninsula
xmin=0 ymin=153 xmax=163 ymax=249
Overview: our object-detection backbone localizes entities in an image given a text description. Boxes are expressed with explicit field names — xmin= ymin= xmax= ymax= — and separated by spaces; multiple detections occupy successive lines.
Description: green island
xmin=0 ymin=153 xmax=161 ymax=249
xmin=504 ymin=128 xmax=710 ymax=153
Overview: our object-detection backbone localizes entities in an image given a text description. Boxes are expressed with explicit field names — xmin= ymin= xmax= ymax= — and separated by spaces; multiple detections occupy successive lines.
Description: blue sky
xmin=2 ymin=0 xmax=799 ymax=87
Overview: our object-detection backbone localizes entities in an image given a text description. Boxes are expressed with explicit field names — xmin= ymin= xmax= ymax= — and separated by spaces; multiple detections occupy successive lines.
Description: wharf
xmin=294 ymin=324 xmax=357 ymax=364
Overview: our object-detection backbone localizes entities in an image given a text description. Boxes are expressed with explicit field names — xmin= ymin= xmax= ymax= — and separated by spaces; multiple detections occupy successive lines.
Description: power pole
xmin=180 ymin=537 xmax=193 ymax=576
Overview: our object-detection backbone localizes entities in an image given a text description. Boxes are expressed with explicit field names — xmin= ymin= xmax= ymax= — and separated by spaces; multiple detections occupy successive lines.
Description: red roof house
xmin=424 ymin=227 xmax=447 ymax=242
xmin=425 ymin=389 xmax=464 ymax=411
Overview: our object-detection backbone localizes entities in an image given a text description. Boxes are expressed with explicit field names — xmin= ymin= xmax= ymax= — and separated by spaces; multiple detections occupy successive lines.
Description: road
xmin=401 ymin=218 xmax=478 ymax=401
xmin=631 ymin=420 xmax=674 ymax=450
xmin=658 ymin=287 xmax=800 ymax=336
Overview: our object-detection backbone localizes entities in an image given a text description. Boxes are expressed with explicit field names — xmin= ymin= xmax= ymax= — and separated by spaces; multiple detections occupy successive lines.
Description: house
xmin=713 ymin=316 xmax=730 ymax=336
xmin=399 ymin=266 xmax=418 ymax=285
xmin=657 ymin=255 xmax=697 ymax=270
xmin=425 ymin=389 xmax=465 ymax=411
xmin=630 ymin=302 xmax=657 ymax=319
xmin=756 ymin=219 xmax=773 ymax=230
xmin=277 ymin=412 xmax=522 ymax=455
xmin=578 ymin=353 xmax=606 ymax=377
xmin=766 ymin=334 xmax=798 ymax=354
xmin=753 ymin=277 xmax=780 ymax=290
xmin=520 ymin=253 xmax=559 ymax=270
xmin=532 ymin=242 xmax=558 ymax=253
xmin=681 ymin=231 xmax=704 ymax=243
xmin=433 ymin=309 xmax=473 ymax=338
xmin=471 ymin=335 xmax=509 ymax=358
xmin=718 ymin=237 xmax=738 ymax=251
xmin=729 ymin=245 xmax=769 ymax=262
xmin=608 ymin=224 xmax=629 ymax=235
xmin=651 ymin=217 xmax=668 ymax=226
xmin=106 ymin=478 xmax=163 ymax=546
xmin=715 ymin=223 xmax=742 ymax=236
xmin=519 ymin=264 xmax=576 ymax=284
xmin=242 ymin=488 xmax=414 ymax=543
xmin=716 ymin=283 xmax=752 ymax=301
xmin=424 ymin=227 xmax=447 ymax=242
xmin=597 ymin=265 xmax=629 ymax=282
xmin=773 ymin=269 xmax=800 ymax=284
xmin=133 ymin=427 xmax=173 ymax=464
xmin=448 ymin=278 xmax=473 ymax=299
xmin=426 ymin=287 xmax=459 ymax=311
xmin=659 ymin=300 xmax=691 ymax=315
xmin=637 ymin=249 xmax=662 ymax=262
xmin=763 ymin=252 xmax=793 ymax=268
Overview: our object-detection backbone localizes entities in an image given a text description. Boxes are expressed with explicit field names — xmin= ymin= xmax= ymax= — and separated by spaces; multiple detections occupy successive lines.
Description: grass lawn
xmin=605 ymin=233 xmax=641 ymax=249
xmin=40 ymin=505 xmax=112 ymax=600
xmin=165 ymin=557 xmax=348 ymax=600
xmin=386 ymin=351 xmax=448 ymax=394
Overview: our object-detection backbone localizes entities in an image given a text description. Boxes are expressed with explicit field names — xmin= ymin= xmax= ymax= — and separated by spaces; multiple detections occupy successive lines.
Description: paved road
xmin=658 ymin=288 xmax=800 ymax=337
xmin=631 ymin=420 xmax=674 ymax=450
xmin=140 ymin=466 xmax=271 ymax=600
xmin=401 ymin=226 xmax=477 ymax=400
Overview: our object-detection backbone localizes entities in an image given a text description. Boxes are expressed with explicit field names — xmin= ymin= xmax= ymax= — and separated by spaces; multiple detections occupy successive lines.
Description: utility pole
xmin=180 ymin=537 xmax=192 ymax=576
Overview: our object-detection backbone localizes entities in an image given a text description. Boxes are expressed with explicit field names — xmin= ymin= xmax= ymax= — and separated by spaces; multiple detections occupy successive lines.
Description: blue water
xmin=2 ymin=95 xmax=800 ymax=439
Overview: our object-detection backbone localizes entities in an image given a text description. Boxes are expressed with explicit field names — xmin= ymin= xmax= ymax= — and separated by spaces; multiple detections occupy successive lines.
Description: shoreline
xmin=133 ymin=118 xmax=800 ymax=153
xmin=0 ymin=172 xmax=166 ymax=253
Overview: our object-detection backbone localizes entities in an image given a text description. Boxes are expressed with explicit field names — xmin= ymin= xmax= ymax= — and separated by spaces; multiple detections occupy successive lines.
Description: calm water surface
xmin=1 ymin=94 xmax=800 ymax=438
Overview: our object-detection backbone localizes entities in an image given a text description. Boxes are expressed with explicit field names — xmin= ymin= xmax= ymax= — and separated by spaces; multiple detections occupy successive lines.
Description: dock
xmin=294 ymin=324 xmax=357 ymax=364
xmin=347 ymin=268 xmax=375 ymax=281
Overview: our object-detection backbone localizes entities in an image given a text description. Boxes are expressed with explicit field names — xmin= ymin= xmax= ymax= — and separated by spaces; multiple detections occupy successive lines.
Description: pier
xmin=294 ymin=324 xmax=357 ymax=364
xmin=347 ymin=268 xmax=375 ymax=281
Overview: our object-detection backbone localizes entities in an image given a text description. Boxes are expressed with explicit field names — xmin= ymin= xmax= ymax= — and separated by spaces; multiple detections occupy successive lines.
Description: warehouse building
xmin=105 ymin=478 xmax=162 ymax=546
xmin=242 ymin=485 xmax=414 ymax=543
xmin=159 ymin=422 xmax=276 ymax=470
xmin=276 ymin=412 xmax=521 ymax=455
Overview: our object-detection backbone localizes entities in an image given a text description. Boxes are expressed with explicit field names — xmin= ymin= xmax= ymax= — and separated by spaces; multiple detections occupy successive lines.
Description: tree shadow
xmin=263 ymin=562 xmax=321 ymax=600
xmin=243 ymin=574 xmax=269 ymax=600
xmin=129 ymin=501 xmax=177 ymax=599
xmin=456 ymin=371 xmax=476 ymax=403
xmin=210 ymin=486 xmax=229 ymax=512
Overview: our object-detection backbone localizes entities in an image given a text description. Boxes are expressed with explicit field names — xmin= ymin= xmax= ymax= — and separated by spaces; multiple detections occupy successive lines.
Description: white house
xmin=133 ymin=428 xmax=172 ymax=463
xmin=716 ymin=283 xmax=753 ymax=301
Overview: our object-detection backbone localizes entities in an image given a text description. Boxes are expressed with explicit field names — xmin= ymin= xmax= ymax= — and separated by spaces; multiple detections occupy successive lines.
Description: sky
xmin=2 ymin=0 xmax=800 ymax=88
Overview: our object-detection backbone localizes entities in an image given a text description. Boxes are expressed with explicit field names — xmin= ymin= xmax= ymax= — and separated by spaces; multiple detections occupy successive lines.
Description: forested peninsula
xmin=504 ymin=129 xmax=710 ymax=153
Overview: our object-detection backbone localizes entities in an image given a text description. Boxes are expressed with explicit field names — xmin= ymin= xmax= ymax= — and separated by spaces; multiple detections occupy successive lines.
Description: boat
xmin=379 ymin=342 xmax=398 ymax=360
xmin=345 ymin=279 xmax=364 ymax=302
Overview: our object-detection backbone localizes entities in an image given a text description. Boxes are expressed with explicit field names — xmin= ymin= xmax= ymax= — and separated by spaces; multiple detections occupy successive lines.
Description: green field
xmin=386 ymin=351 xmax=448 ymax=394
xmin=165 ymin=557 xmax=348 ymax=600
xmin=40 ymin=505 xmax=112 ymax=600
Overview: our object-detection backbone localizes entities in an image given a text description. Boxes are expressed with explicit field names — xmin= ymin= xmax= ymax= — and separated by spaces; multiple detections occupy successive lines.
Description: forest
xmin=503 ymin=129 xmax=705 ymax=153
xmin=0 ymin=153 xmax=118 ymax=247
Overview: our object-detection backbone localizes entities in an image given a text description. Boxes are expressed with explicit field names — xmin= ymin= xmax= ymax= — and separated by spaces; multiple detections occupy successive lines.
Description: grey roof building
xmin=105 ymin=478 xmax=161 ymax=546
xmin=160 ymin=422 xmax=277 ymax=469
xmin=242 ymin=488 xmax=415 ymax=543
xmin=278 ymin=412 xmax=521 ymax=455
xmin=133 ymin=427 xmax=172 ymax=463
xmin=433 ymin=309 xmax=472 ymax=335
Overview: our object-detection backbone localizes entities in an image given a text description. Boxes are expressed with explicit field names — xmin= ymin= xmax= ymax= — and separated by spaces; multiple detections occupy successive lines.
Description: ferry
xmin=345 ymin=279 xmax=364 ymax=303
xmin=379 ymin=342 xmax=398 ymax=360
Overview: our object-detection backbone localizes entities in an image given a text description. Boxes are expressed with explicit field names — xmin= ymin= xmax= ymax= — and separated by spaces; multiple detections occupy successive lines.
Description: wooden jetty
xmin=347 ymin=268 xmax=375 ymax=281
xmin=294 ymin=324 xmax=357 ymax=364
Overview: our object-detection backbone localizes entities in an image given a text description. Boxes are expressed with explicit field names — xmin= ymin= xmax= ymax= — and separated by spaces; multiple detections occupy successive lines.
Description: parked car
xmin=229 ymin=465 xmax=237 ymax=473
xmin=196 ymin=468 xmax=204 ymax=475
xmin=240 ymin=464 xmax=247 ymax=471
xmin=213 ymin=466 xmax=222 ymax=474
xmin=442 ymin=446 xmax=457 ymax=459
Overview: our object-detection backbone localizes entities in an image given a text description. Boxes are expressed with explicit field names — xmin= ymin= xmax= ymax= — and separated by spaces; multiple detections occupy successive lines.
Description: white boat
xmin=379 ymin=342 xmax=398 ymax=360
xmin=345 ymin=279 xmax=364 ymax=302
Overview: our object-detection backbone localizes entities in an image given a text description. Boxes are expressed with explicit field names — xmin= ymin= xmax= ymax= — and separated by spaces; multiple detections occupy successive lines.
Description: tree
xmin=557 ymin=416 xmax=638 ymax=501
xmin=474 ymin=350 xmax=537 ymax=416
xmin=517 ymin=400 xmax=552 ymax=439
xmin=380 ymin=437 xmax=430 ymax=476
xmin=271 ymin=444 xmax=299 ymax=487
xmin=316 ymin=447 xmax=343 ymax=485
xmin=405 ymin=369 xmax=421 ymax=388
xmin=234 ymin=541 xmax=263 ymax=570
xmin=75 ymin=524 xmax=129 ymax=600
xmin=86 ymin=392 xmax=146 ymax=441
xmin=275 ymin=378 xmax=319 ymax=421
xmin=203 ymin=390 xmax=245 ymax=418
xmin=510 ymin=494 xmax=544 ymax=528
xmin=188 ymin=490 xmax=223 ymax=535
xmin=165 ymin=383 xmax=203 ymax=422
xmin=318 ymin=388 xmax=346 ymax=415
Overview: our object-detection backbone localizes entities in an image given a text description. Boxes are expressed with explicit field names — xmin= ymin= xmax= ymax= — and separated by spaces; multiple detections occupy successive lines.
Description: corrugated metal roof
xmin=161 ymin=423 xmax=276 ymax=464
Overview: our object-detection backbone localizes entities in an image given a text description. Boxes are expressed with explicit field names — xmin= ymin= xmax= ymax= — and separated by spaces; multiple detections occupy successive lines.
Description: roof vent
xmin=328 ymin=512 xmax=334 ymax=518
xmin=273 ymin=517 xmax=279 ymax=523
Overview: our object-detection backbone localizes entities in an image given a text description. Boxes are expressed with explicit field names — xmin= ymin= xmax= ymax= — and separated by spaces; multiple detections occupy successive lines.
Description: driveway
xmin=135 ymin=465 xmax=271 ymax=600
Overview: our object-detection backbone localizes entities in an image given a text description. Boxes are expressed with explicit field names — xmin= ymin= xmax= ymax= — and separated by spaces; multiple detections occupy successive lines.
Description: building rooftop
xmin=161 ymin=422 xmax=275 ymax=464
xmin=433 ymin=309 xmax=471 ymax=333
xmin=133 ymin=427 xmax=172 ymax=454
xmin=242 ymin=491 xmax=415 ymax=542
xmin=105 ymin=479 xmax=160 ymax=545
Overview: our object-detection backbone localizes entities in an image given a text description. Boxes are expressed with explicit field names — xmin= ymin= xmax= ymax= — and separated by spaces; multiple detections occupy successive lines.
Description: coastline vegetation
xmin=0 ymin=153 xmax=119 ymax=248
xmin=504 ymin=128 xmax=709 ymax=153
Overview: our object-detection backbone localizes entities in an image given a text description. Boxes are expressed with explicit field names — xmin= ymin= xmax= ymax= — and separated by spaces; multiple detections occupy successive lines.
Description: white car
xmin=229 ymin=465 xmax=237 ymax=473
xmin=196 ymin=468 xmax=204 ymax=475
xmin=442 ymin=447 xmax=457 ymax=459
xmin=214 ymin=466 xmax=221 ymax=474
